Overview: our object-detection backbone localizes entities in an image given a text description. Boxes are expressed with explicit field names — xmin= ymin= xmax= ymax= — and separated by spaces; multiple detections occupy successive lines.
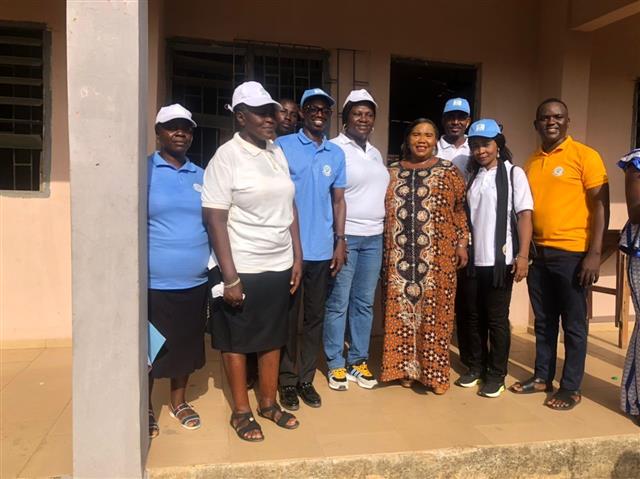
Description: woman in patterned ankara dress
xmin=618 ymin=148 xmax=640 ymax=426
xmin=380 ymin=118 xmax=469 ymax=394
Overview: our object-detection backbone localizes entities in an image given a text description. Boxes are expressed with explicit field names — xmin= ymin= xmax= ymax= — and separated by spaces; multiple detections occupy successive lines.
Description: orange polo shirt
xmin=524 ymin=136 xmax=608 ymax=253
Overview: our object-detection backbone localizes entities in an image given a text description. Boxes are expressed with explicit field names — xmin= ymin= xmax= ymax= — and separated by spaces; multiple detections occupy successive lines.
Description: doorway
xmin=388 ymin=57 xmax=478 ymax=159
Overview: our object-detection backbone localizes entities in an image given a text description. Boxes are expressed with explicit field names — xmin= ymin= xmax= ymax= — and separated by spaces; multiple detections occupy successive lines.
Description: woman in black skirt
xmin=147 ymin=104 xmax=210 ymax=437
xmin=202 ymin=81 xmax=303 ymax=441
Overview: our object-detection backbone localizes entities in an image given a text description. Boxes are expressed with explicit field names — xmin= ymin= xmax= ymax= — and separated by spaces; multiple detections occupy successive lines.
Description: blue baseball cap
xmin=468 ymin=118 xmax=502 ymax=138
xmin=443 ymin=97 xmax=471 ymax=115
xmin=300 ymin=88 xmax=335 ymax=107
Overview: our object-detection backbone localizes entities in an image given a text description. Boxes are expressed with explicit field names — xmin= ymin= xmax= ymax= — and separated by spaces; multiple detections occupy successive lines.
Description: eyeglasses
xmin=304 ymin=106 xmax=333 ymax=116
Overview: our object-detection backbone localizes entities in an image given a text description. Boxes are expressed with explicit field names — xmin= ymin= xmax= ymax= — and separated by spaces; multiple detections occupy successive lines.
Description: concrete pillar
xmin=67 ymin=1 xmax=148 ymax=477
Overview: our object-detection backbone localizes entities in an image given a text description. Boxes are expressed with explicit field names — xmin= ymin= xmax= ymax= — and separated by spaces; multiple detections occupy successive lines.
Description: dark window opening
xmin=0 ymin=24 xmax=46 ymax=191
xmin=388 ymin=57 xmax=478 ymax=160
xmin=168 ymin=40 xmax=328 ymax=168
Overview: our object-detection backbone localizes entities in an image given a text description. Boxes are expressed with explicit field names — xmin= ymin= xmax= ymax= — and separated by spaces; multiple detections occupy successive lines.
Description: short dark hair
xmin=341 ymin=100 xmax=376 ymax=126
xmin=400 ymin=118 xmax=439 ymax=160
xmin=535 ymin=98 xmax=569 ymax=118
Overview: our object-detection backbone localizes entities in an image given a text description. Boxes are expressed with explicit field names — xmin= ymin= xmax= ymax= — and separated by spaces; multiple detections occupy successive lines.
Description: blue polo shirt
xmin=276 ymin=129 xmax=346 ymax=261
xmin=147 ymin=152 xmax=209 ymax=290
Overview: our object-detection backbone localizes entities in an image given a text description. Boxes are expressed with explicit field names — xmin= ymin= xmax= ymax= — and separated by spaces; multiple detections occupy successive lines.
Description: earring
xmin=497 ymin=149 xmax=501 ymax=159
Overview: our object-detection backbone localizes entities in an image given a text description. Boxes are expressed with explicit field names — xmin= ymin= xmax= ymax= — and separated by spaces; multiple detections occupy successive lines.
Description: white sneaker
xmin=347 ymin=361 xmax=378 ymax=389
xmin=328 ymin=367 xmax=349 ymax=391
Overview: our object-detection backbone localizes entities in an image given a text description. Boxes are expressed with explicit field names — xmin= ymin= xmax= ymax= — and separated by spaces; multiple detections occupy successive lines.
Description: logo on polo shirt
xmin=322 ymin=164 xmax=332 ymax=177
xmin=552 ymin=166 xmax=564 ymax=177
xmin=193 ymin=183 xmax=203 ymax=192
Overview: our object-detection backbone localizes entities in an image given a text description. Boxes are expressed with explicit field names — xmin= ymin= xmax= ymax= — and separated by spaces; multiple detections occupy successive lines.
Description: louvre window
xmin=0 ymin=24 xmax=47 ymax=191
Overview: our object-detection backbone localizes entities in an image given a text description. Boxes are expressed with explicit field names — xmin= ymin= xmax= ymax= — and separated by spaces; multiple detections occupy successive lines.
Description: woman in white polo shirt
xmin=455 ymin=119 xmax=533 ymax=398
xmin=323 ymin=90 xmax=390 ymax=391
xmin=202 ymin=82 xmax=302 ymax=441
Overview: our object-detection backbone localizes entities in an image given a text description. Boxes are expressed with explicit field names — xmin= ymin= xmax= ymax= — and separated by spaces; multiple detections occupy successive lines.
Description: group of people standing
xmin=146 ymin=79 xmax=639 ymax=443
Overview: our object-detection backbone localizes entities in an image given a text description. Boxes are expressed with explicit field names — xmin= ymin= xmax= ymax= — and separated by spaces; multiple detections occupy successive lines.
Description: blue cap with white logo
xmin=468 ymin=118 xmax=502 ymax=138
xmin=443 ymin=97 xmax=471 ymax=115
xmin=301 ymin=88 xmax=335 ymax=107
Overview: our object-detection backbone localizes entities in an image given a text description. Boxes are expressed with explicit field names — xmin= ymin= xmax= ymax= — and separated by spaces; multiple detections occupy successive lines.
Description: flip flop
xmin=509 ymin=377 xmax=553 ymax=394
xmin=545 ymin=389 xmax=581 ymax=411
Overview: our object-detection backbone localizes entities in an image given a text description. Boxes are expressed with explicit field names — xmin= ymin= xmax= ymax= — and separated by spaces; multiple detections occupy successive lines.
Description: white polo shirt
xmin=467 ymin=162 xmax=534 ymax=267
xmin=437 ymin=136 xmax=471 ymax=182
xmin=330 ymin=133 xmax=390 ymax=236
xmin=202 ymin=133 xmax=295 ymax=273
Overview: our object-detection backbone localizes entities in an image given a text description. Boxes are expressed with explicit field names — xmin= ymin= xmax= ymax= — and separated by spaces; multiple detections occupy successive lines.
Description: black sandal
xmin=149 ymin=409 xmax=159 ymax=439
xmin=509 ymin=377 xmax=553 ymax=394
xmin=546 ymin=388 xmax=581 ymax=411
xmin=230 ymin=411 xmax=264 ymax=442
xmin=257 ymin=404 xmax=299 ymax=430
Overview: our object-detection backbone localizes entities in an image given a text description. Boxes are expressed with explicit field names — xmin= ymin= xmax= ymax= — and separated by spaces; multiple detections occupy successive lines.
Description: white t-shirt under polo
xmin=467 ymin=162 xmax=534 ymax=267
xmin=437 ymin=136 xmax=471 ymax=182
xmin=202 ymin=133 xmax=295 ymax=273
xmin=330 ymin=133 xmax=390 ymax=236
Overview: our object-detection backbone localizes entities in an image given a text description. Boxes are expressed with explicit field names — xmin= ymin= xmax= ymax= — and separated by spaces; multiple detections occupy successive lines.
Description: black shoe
xmin=279 ymin=385 xmax=300 ymax=411
xmin=478 ymin=380 xmax=506 ymax=398
xmin=455 ymin=370 xmax=482 ymax=388
xmin=296 ymin=382 xmax=322 ymax=408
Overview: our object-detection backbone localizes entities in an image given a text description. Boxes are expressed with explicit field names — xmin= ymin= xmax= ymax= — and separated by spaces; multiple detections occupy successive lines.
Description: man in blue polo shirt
xmin=275 ymin=88 xmax=347 ymax=410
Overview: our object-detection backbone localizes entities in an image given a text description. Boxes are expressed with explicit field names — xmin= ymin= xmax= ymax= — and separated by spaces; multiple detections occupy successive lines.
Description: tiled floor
xmin=1 ymin=328 xmax=637 ymax=478
xmin=0 ymin=348 xmax=72 ymax=478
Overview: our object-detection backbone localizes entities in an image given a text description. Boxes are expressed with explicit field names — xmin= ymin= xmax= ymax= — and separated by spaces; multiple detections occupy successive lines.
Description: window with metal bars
xmin=168 ymin=39 xmax=327 ymax=168
xmin=0 ymin=23 xmax=48 ymax=192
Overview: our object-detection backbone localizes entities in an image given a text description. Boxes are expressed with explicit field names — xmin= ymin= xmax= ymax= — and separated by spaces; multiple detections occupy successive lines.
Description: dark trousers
xmin=527 ymin=246 xmax=588 ymax=392
xmin=279 ymin=260 xmax=331 ymax=386
xmin=458 ymin=266 xmax=514 ymax=381
xmin=455 ymin=270 xmax=472 ymax=369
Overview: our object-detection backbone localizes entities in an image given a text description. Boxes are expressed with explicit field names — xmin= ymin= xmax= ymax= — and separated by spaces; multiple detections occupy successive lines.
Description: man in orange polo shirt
xmin=510 ymin=98 xmax=609 ymax=410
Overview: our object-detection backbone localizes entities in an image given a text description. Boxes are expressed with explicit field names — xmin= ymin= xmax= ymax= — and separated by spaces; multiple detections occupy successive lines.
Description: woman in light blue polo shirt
xmin=147 ymin=104 xmax=210 ymax=438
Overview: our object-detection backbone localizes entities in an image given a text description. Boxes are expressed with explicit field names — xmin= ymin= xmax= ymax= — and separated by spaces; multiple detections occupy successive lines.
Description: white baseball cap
xmin=226 ymin=81 xmax=282 ymax=112
xmin=343 ymin=89 xmax=377 ymax=108
xmin=155 ymin=103 xmax=197 ymax=127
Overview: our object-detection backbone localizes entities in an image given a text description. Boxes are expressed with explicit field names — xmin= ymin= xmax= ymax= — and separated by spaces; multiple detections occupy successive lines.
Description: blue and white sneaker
xmin=346 ymin=361 xmax=378 ymax=389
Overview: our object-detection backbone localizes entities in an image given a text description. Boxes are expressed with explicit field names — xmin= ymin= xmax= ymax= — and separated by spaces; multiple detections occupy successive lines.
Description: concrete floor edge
xmin=146 ymin=433 xmax=640 ymax=479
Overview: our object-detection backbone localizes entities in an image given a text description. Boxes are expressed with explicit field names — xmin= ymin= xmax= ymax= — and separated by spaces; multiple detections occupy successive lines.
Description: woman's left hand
xmin=455 ymin=246 xmax=468 ymax=270
xmin=512 ymin=256 xmax=529 ymax=282
xmin=290 ymin=259 xmax=302 ymax=294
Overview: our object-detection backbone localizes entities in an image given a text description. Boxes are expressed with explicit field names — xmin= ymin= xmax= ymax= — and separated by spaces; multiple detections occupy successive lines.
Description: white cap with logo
xmin=155 ymin=103 xmax=197 ymax=127
xmin=343 ymin=89 xmax=377 ymax=108
xmin=225 ymin=81 xmax=282 ymax=112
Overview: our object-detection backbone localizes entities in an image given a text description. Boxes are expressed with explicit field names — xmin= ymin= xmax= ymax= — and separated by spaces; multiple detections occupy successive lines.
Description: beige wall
xmin=0 ymin=0 xmax=71 ymax=347
xmin=0 ymin=0 xmax=164 ymax=347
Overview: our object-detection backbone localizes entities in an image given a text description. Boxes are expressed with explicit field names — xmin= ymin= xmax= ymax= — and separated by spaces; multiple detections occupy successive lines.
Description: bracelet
xmin=335 ymin=235 xmax=347 ymax=241
xmin=223 ymin=277 xmax=241 ymax=288
xmin=456 ymin=243 xmax=467 ymax=248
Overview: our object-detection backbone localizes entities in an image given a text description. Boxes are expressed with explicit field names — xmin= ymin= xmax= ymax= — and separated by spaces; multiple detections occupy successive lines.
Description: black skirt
xmin=148 ymin=282 xmax=208 ymax=379
xmin=210 ymin=267 xmax=291 ymax=354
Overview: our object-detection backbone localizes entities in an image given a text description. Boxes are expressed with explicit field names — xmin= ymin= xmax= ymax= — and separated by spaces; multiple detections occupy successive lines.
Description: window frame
xmin=0 ymin=20 xmax=51 ymax=197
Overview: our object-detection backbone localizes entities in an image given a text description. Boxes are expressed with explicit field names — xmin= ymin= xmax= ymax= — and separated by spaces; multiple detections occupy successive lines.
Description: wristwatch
xmin=335 ymin=235 xmax=347 ymax=242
